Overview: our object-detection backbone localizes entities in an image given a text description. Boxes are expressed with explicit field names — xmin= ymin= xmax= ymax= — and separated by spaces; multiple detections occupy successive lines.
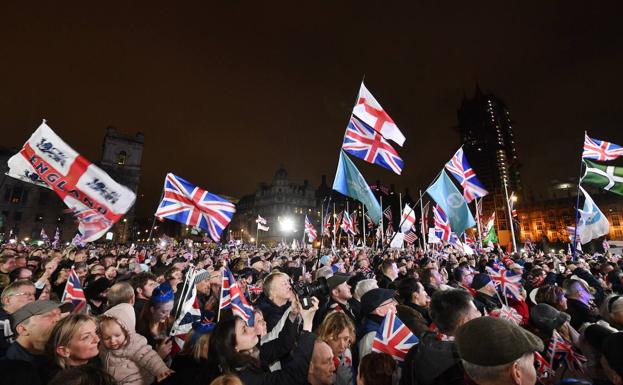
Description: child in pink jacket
xmin=99 ymin=303 xmax=174 ymax=385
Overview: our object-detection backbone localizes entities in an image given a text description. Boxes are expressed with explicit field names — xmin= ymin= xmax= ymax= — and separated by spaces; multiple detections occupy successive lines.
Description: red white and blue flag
xmin=485 ymin=266 xmax=522 ymax=300
xmin=170 ymin=268 xmax=202 ymax=354
xmin=534 ymin=352 xmax=554 ymax=381
xmin=372 ymin=311 xmax=418 ymax=361
xmin=445 ymin=147 xmax=488 ymax=203
xmin=69 ymin=207 xmax=113 ymax=241
xmin=61 ymin=267 xmax=86 ymax=313
xmin=220 ymin=267 xmax=255 ymax=326
xmin=342 ymin=115 xmax=404 ymax=175
xmin=305 ymin=215 xmax=317 ymax=242
xmin=52 ymin=227 xmax=60 ymax=248
xmin=404 ymin=229 xmax=418 ymax=245
xmin=350 ymin=211 xmax=360 ymax=235
xmin=155 ymin=173 xmax=236 ymax=242
xmin=71 ymin=233 xmax=85 ymax=247
xmin=546 ymin=330 xmax=587 ymax=373
xmin=340 ymin=211 xmax=356 ymax=235
xmin=40 ymin=228 xmax=49 ymax=244
xmin=433 ymin=205 xmax=451 ymax=241
xmin=323 ymin=214 xmax=332 ymax=236
xmin=6 ymin=121 xmax=136 ymax=242
xmin=583 ymin=133 xmax=623 ymax=161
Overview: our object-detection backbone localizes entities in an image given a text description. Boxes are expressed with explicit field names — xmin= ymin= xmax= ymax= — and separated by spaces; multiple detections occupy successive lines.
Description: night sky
xmin=2 ymin=2 xmax=623 ymax=217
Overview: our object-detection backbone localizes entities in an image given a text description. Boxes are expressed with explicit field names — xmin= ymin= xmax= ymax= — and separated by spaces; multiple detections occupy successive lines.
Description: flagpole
xmin=380 ymin=196 xmax=385 ymax=246
xmin=346 ymin=200 xmax=351 ymax=248
xmin=320 ymin=199 xmax=325 ymax=249
xmin=419 ymin=190 xmax=427 ymax=252
xmin=361 ymin=204 xmax=366 ymax=248
xmin=475 ymin=198 xmax=483 ymax=250
xmin=332 ymin=202 xmax=336 ymax=247
xmin=399 ymin=193 xmax=404 ymax=250
xmin=148 ymin=190 xmax=165 ymax=242
xmin=572 ymin=132 xmax=586 ymax=260
xmin=256 ymin=221 xmax=259 ymax=248
xmin=503 ymin=179 xmax=517 ymax=254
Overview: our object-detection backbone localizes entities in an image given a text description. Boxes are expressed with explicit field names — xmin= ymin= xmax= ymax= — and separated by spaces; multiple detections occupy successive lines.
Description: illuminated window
xmin=117 ymin=151 xmax=127 ymax=165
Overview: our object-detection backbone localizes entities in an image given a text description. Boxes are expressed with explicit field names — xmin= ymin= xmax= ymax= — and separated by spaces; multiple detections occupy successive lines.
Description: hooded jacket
xmin=99 ymin=303 xmax=169 ymax=385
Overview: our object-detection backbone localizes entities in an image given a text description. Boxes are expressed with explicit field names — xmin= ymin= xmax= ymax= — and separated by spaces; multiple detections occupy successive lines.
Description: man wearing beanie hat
xmin=471 ymin=273 xmax=502 ymax=315
xmin=313 ymin=273 xmax=358 ymax=330
xmin=456 ymin=317 xmax=543 ymax=385
xmin=357 ymin=288 xmax=397 ymax=359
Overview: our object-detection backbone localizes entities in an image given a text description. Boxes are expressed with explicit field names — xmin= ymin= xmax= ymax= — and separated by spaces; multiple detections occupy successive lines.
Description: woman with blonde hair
xmin=46 ymin=313 xmax=100 ymax=374
xmin=317 ymin=311 xmax=356 ymax=385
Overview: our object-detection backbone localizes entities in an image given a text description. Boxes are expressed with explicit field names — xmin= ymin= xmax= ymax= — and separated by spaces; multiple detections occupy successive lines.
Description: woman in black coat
xmin=211 ymin=297 xmax=319 ymax=385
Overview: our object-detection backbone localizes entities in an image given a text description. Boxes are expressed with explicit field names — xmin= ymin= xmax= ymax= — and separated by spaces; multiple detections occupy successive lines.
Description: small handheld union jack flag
xmin=342 ymin=115 xmax=404 ymax=175
xmin=583 ymin=133 xmax=623 ymax=161
xmin=433 ymin=205 xmax=451 ymax=242
xmin=489 ymin=305 xmax=523 ymax=325
xmin=534 ymin=351 xmax=554 ymax=382
xmin=61 ymin=267 xmax=86 ymax=313
xmin=445 ymin=147 xmax=488 ymax=203
xmin=304 ymin=215 xmax=317 ymax=242
xmin=546 ymin=330 xmax=587 ymax=373
xmin=485 ymin=266 xmax=522 ymax=300
xmin=155 ymin=173 xmax=236 ymax=242
xmin=220 ymin=267 xmax=255 ymax=326
xmin=372 ymin=311 xmax=418 ymax=362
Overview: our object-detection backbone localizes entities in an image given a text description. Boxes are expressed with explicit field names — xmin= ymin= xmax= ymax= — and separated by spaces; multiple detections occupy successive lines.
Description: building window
xmin=117 ymin=151 xmax=127 ymax=165
xmin=10 ymin=186 xmax=23 ymax=204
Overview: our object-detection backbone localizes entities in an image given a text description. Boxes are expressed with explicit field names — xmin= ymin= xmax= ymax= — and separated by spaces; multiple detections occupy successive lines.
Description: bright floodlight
xmin=280 ymin=217 xmax=295 ymax=233
xmin=160 ymin=241 xmax=167 ymax=248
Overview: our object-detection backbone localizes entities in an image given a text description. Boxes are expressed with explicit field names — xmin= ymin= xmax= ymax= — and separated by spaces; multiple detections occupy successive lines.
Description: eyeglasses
xmin=9 ymin=291 xmax=36 ymax=298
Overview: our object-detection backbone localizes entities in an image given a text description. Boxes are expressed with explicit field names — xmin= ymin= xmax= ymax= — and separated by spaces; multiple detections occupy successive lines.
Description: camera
xmin=291 ymin=277 xmax=329 ymax=309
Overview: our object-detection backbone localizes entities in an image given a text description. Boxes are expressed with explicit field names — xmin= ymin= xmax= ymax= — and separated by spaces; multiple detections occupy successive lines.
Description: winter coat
xmin=400 ymin=332 xmax=465 ymax=385
xmin=99 ymin=303 xmax=169 ymax=385
xmin=397 ymin=303 xmax=430 ymax=338
xmin=236 ymin=330 xmax=316 ymax=385
xmin=256 ymin=294 xmax=291 ymax=333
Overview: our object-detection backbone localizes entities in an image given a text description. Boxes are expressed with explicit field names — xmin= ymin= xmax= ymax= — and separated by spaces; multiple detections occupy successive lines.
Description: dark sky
xmin=2 ymin=1 xmax=623 ymax=217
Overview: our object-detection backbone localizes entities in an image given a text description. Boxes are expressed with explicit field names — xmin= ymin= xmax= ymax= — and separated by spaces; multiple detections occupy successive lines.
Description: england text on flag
xmin=155 ymin=173 xmax=236 ymax=242
xmin=342 ymin=115 xmax=404 ymax=175
xmin=582 ymin=133 xmax=623 ymax=161
xmin=445 ymin=147 xmax=488 ymax=203
xmin=62 ymin=267 xmax=87 ymax=313
xmin=371 ymin=311 xmax=418 ymax=361
xmin=220 ymin=267 xmax=255 ymax=326
xmin=6 ymin=121 xmax=136 ymax=242
xmin=352 ymin=82 xmax=406 ymax=146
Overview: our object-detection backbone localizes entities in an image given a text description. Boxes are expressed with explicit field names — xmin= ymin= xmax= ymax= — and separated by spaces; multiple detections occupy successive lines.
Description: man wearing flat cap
xmin=314 ymin=273 xmax=358 ymax=330
xmin=455 ymin=316 xmax=543 ymax=385
xmin=357 ymin=288 xmax=397 ymax=359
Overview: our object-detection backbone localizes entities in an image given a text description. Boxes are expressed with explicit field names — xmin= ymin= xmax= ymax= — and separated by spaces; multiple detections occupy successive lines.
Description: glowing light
xmin=280 ymin=217 xmax=295 ymax=233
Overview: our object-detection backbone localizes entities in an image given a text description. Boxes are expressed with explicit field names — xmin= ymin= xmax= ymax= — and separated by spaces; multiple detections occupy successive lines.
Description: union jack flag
xmin=485 ymin=266 xmax=522 ymax=300
xmin=372 ymin=311 xmax=418 ymax=361
xmin=350 ymin=211 xmax=360 ymax=235
xmin=546 ymin=330 xmax=587 ymax=373
xmin=433 ymin=205 xmax=451 ymax=241
xmin=490 ymin=305 xmax=523 ymax=325
xmin=52 ymin=227 xmax=60 ymax=248
xmin=365 ymin=212 xmax=374 ymax=230
xmin=170 ymin=268 xmax=202 ymax=354
xmin=383 ymin=206 xmax=393 ymax=221
xmin=305 ymin=215 xmax=317 ymax=242
xmin=61 ymin=267 xmax=86 ymax=313
xmin=534 ymin=352 xmax=554 ymax=381
xmin=40 ymin=228 xmax=49 ymax=244
xmin=333 ymin=211 xmax=343 ymax=236
xmin=70 ymin=207 xmax=112 ymax=242
xmin=71 ymin=233 xmax=85 ymax=247
xmin=220 ymin=267 xmax=255 ymax=326
xmin=155 ymin=173 xmax=236 ymax=242
xmin=323 ymin=214 xmax=332 ymax=236
xmin=341 ymin=211 xmax=356 ymax=235
xmin=582 ymin=133 xmax=623 ymax=161
xmin=342 ymin=115 xmax=404 ymax=175
xmin=445 ymin=147 xmax=488 ymax=203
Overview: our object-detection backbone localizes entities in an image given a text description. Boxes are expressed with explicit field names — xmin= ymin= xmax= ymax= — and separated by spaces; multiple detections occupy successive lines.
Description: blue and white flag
xmin=577 ymin=186 xmax=610 ymax=244
xmin=426 ymin=170 xmax=476 ymax=236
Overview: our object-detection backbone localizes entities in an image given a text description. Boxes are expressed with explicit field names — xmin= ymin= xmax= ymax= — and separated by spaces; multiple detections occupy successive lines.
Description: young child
xmin=99 ymin=303 xmax=174 ymax=385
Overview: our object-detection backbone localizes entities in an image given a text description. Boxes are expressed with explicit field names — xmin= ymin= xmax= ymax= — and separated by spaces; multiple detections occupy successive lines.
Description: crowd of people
xmin=0 ymin=239 xmax=622 ymax=385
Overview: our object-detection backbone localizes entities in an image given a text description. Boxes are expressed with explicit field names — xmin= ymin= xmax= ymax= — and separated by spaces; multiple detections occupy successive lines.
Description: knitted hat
xmin=471 ymin=273 xmax=492 ymax=291
xmin=530 ymin=303 xmax=570 ymax=333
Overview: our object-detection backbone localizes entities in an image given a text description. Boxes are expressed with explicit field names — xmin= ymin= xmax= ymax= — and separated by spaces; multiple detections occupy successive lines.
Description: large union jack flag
xmin=305 ymin=215 xmax=317 ymax=242
xmin=445 ymin=147 xmax=488 ymax=203
xmin=342 ymin=115 xmax=404 ymax=175
xmin=433 ymin=205 xmax=451 ymax=241
xmin=61 ymin=267 xmax=86 ymax=313
xmin=583 ymin=133 xmax=623 ymax=161
xmin=155 ymin=173 xmax=236 ymax=242
xmin=372 ymin=311 xmax=418 ymax=361
xmin=220 ymin=267 xmax=255 ymax=326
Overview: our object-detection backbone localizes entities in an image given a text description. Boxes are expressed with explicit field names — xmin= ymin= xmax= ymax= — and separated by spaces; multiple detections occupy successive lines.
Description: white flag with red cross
xmin=7 ymin=121 xmax=136 ymax=242
xmin=352 ymin=82 xmax=406 ymax=147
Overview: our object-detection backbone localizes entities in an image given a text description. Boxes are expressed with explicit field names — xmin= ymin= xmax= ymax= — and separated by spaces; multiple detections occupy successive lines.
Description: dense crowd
xmin=0 ymin=240 xmax=622 ymax=385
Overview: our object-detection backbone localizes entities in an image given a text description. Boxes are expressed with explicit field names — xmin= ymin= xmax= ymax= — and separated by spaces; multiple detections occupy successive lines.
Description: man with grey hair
xmin=455 ymin=317 xmax=543 ymax=385
xmin=354 ymin=279 xmax=378 ymax=301
xmin=0 ymin=280 xmax=36 ymax=357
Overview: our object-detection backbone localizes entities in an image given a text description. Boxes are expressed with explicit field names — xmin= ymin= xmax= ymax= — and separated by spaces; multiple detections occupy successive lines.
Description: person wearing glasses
xmin=356 ymin=288 xmax=397 ymax=359
xmin=0 ymin=279 xmax=36 ymax=357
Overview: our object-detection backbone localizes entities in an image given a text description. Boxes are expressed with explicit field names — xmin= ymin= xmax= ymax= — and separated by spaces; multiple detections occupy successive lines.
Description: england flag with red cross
xmin=352 ymin=82 xmax=406 ymax=147
xmin=155 ymin=173 xmax=236 ymax=242
xmin=7 ymin=121 xmax=136 ymax=242
xmin=372 ymin=311 xmax=418 ymax=361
